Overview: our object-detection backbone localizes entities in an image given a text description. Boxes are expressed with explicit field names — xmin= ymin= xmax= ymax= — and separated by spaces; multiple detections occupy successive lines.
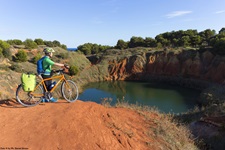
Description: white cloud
xmin=214 ymin=10 xmax=225 ymax=14
xmin=166 ymin=11 xmax=192 ymax=18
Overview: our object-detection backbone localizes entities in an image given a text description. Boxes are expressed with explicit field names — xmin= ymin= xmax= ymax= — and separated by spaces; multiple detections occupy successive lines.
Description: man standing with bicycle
xmin=41 ymin=47 xmax=66 ymax=102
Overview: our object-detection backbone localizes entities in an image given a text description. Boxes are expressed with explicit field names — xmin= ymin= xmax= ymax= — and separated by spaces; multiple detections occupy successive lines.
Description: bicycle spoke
xmin=62 ymin=80 xmax=78 ymax=102
xmin=16 ymin=84 xmax=44 ymax=107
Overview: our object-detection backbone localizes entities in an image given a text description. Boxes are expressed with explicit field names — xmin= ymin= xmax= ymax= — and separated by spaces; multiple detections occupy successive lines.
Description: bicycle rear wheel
xmin=16 ymin=84 xmax=44 ymax=107
xmin=61 ymin=80 xmax=78 ymax=102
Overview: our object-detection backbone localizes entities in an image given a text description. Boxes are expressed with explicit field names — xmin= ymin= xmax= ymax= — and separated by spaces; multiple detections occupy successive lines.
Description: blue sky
xmin=0 ymin=0 xmax=225 ymax=48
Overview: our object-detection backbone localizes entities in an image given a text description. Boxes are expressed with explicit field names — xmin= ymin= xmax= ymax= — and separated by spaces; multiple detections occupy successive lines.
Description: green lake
xmin=79 ymin=81 xmax=200 ymax=114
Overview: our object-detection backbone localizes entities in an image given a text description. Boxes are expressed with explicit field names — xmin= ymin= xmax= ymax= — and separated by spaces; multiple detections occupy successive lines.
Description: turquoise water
xmin=78 ymin=81 xmax=200 ymax=114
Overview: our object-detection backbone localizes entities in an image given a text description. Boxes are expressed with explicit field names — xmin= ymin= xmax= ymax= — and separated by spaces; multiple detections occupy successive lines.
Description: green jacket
xmin=42 ymin=57 xmax=55 ymax=75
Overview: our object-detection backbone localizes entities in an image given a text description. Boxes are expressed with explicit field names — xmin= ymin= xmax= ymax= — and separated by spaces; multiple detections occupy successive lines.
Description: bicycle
xmin=16 ymin=68 xmax=79 ymax=107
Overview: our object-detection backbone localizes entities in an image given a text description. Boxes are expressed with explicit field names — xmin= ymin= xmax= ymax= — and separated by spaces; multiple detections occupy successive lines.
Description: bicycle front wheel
xmin=61 ymin=80 xmax=78 ymax=102
xmin=16 ymin=84 xmax=44 ymax=107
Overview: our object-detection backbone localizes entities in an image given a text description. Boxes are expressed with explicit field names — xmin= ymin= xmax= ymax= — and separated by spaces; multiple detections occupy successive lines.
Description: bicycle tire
xmin=16 ymin=84 xmax=44 ymax=107
xmin=61 ymin=80 xmax=78 ymax=102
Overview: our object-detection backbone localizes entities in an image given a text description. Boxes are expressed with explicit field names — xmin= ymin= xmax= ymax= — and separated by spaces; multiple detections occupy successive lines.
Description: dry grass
xmin=101 ymin=98 xmax=198 ymax=150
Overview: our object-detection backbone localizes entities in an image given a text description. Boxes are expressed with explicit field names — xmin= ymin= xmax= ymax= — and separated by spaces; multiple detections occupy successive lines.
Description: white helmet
xmin=43 ymin=47 xmax=55 ymax=53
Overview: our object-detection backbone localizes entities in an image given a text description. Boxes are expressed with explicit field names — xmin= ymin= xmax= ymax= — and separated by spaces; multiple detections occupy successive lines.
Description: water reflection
xmin=79 ymin=81 xmax=200 ymax=113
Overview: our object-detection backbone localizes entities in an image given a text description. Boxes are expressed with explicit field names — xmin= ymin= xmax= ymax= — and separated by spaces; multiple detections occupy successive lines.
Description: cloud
xmin=166 ymin=11 xmax=192 ymax=18
xmin=214 ymin=10 xmax=225 ymax=14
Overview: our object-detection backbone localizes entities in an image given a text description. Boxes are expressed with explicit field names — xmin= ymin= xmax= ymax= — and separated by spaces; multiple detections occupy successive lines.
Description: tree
xmin=77 ymin=43 xmax=92 ymax=55
xmin=99 ymin=45 xmax=111 ymax=53
xmin=34 ymin=38 xmax=44 ymax=45
xmin=190 ymin=35 xmax=201 ymax=47
xmin=77 ymin=43 xmax=110 ymax=55
xmin=219 ymin=28 xmax=225 ymax=34
xmin=91 ymin=44 xmax=99 ymax=54
xmin=0 ymin=40 xmax=10 ymax=50
xmin=128 ymin=36 xmax=145 ymax=48
xmin=185 ymin=29 xmax=198 ymax=37
xmin=172 ymin=38 xmax=179 ymax=47
xmin=199 ymin=29 xmax=216 ymax=45
xmin=181 ymin=36 xmax=190 ymax=47
xmin=23 ymin=39 xmax=37 ymax=49
xmin=116 ymin=39 xmax=128 ymax=49
xmin=7 ymin=39 xmax=23 ymax=45
xmin=52 ymin=40 xmax=61 ymax=47
xmin=213 ymin=38 xmax=225 ymax=55
xmin=145 ymin=37 xmax=157 ymax=47
xmin=60 ymin=44 xmax=67 ymax=50
xmin=44 ymin=41 xmax=54 ymax=47
xmin=155 ymin=35 xmax=170 ymax=47
xmin=209 ymin=37 xmax=219 ymax=47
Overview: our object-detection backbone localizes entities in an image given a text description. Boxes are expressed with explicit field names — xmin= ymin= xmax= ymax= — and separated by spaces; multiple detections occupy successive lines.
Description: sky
xmin=0 ymin=0 xmax=225 ymax=48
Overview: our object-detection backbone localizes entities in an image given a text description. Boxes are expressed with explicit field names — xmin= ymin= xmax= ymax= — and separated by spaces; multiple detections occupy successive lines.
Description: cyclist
xmin=41 ymin=47 xmax=66 ymax=102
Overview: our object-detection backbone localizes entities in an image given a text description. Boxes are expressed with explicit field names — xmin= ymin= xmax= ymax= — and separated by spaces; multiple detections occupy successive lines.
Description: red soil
xmin=0 ymin=100 xmax=162 ymax=150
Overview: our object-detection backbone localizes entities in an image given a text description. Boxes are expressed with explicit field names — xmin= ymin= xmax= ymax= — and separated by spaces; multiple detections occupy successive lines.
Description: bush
xmin=32 ymin=53 xmax=42 ymax=63
xmin=0 ymin=40 xmax=10 ymax=57
xmin=56 ymin=52 xmax=69 ymax=59
xmin=69 ymin=65 xmax=79 ymax=76
xmin=7 ymin=39 xmax=23 ymax=45
xmin=34 ymin=38 xmax=44 ymax=45
xmin=15 ymin=50 xmax=27 ymax=62
xmin=60 ymin=44 xmax=67 ymax=50
xmin=23 ymin=39 xmax=37 ymax=49
xmin=2 ymin=48 xmax=12 ymax=59
xmin=9 ymin=63 xmax=23 ymax=72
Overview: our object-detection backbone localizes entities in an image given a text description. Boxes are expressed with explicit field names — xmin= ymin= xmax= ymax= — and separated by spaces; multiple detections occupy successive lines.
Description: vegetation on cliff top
xmin=77 ymin=28 xmax=225 ymax=56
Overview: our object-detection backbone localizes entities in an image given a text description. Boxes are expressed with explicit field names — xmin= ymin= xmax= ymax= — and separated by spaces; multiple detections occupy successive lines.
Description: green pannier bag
xmin=21 ymin=73 xmax=36 ymax=92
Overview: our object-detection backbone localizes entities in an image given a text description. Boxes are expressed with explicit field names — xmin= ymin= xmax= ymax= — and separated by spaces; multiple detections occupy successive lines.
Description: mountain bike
xmin=16 ymin=69 xmax=79 ymax=107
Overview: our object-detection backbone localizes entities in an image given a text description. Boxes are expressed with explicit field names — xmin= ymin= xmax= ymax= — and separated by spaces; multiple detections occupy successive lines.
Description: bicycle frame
xmin=31 ymin=74 xmax=67 ymax=97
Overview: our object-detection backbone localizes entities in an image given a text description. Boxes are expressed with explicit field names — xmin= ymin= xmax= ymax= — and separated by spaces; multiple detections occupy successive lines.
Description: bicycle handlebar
xmin=64 ymin=64 xmax=70 ymax=69
xmin=53 ymin=67 xmax=69 ymax=75
xmin=53 ymin=69 xmax=64 ymax=74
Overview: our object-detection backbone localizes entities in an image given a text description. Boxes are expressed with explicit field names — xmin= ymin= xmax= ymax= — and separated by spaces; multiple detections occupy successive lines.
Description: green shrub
xmin=15 ymin=50 xmax=27 ymax=62
xmin=69 ymin=65 xmax=79 ymax=76
xmin=34 ymin=38 xmax=44 ymax=45
xmin=9 ymin=63 xmax=23 ymax=72
xmin=57 ymin=52 xmax=69 ymax=59
xmin=33 ymin=53 xmax=42 ymax=63
xmin=60 ymin=44 xmax=67 ymax=50
xmin=23 ymin=39 xmax=37 ymax=49
xmin=0 ymin=40 xmax=10 ymax=58
xmin=2 ymin=48 xmax=12 ymax=59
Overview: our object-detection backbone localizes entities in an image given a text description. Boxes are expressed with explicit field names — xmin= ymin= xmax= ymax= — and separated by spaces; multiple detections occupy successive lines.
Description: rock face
xmin=104 ymin=50 xmax=225 ymax=87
